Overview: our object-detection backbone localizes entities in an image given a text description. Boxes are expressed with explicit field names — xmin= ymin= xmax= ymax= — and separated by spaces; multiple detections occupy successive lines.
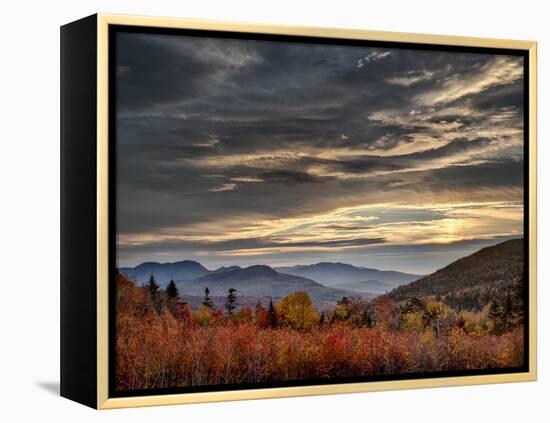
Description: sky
xmin=115 ymin=31 xmax=524 ymax=274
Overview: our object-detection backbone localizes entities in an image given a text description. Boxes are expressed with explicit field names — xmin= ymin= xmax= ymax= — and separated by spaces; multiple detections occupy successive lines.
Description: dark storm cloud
xmin=424 ymin=158 xmax=524 ymax=189
xmin=116 ymin=34 xmax=209 ymax=111
xmin=114 ymin=31 xmax=525 ymax=268
xmin=117 ymin=38 xmax=516 ymax=152
xmin=118 ymin=235 xmax=386 ymax=257
xmin=257 ymin=169 xmax=326 ymax=184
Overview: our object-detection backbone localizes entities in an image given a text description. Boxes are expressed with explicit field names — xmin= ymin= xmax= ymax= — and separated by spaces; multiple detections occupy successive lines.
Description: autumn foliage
xmin=115 ymin=273 xmax=524 ymax=391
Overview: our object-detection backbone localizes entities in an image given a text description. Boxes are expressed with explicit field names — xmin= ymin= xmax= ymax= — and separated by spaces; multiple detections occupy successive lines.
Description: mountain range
xmin=118 ymin=260 xmax=419 ymax=301
xmin=177 ymin=265 xmax=359 ymax=301
xmin=119 ymin=239 xmax=523 ymax=308
xmin=119 ymin=260 xmax=209 ymax=284
xmin=276 ymin=263 xmax=422 ymax=294
xmin=120 ymin=261 xmax=368 ymax=301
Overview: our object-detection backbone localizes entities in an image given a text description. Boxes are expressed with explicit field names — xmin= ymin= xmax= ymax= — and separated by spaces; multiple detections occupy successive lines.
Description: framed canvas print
xmin=60 ymin=13 xmax=537 ymax=409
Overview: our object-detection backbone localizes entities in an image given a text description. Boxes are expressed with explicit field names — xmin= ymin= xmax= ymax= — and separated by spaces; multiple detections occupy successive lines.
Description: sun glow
xmin=117 ymin=201 xmax=523 ymax=259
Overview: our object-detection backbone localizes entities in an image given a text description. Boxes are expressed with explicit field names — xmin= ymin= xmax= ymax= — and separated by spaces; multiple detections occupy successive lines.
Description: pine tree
xmin=366 ymin=312 xmax=373 ymax=328
xmin=319 ymin=311 xmax=325 ymax=326
xmin=147 ymin=274 xmax=159 ymax=296
xmin=362 ymin=309 xmax=373 ymax=327
xmin=337 ymin=296 xmax=351 ymax=306
xmin=225 ymin=288 xmax=237 ymax=315
xmin=268 ymin=298 xmax=277 ymax=328
xmin=146 ymin=275 xmax=161 ymax=314
xmin=403 ymin=296 xmax=426 ymax=314
xmin=165 ymin=279 xmax=182 ymax=318
xmin=202 ymin=287 xmax=213 ymax=309
xmin=166 ymin=280 xmax=179 ymax=299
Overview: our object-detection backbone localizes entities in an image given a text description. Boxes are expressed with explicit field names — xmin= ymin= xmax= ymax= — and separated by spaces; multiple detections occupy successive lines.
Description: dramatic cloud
xmin=115 ymin=31 xmax=525 ymax=272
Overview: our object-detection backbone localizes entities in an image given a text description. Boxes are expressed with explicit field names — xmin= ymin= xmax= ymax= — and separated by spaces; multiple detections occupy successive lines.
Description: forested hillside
xmin=386 ymin=239 xmax=524 ymax=311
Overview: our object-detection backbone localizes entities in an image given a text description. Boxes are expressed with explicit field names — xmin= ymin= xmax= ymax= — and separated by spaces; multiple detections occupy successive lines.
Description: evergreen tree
xmin=366 ymin=312 xmax=373 ymax=328
xmin=362 ymin=309 xmax=373 ymax=327
xmin=319 ymin=311 xmax=325 ymax=326
xmin=337 ymin=296 xmax=351 ymax=307
xmin=202 ymin=287 xmax=213 ymax=309
xmin=147 ymin=274 xmax=159 ymax=296
xmin=166 ymin=280 xmax=179 ymax=299
xmin=165 ymin=279 xmax=182 ymax=318
xmin=225 ymin=288 xmax=238 ymax=315
xmin=403 ymin=296 xmax=426 ymax=314
xmin=268 ymin=298 xmax=277 ymax=327
xmin=146 ymin=275 xmax=161 ymax=314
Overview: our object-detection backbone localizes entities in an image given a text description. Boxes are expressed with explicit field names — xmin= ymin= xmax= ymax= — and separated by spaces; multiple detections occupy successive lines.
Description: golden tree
xmin=276 ymin=291 xmax=319 ymax=331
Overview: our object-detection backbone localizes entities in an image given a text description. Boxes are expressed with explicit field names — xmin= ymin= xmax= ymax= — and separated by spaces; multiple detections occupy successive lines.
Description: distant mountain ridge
xmin=119 ymin=259 xmax=423 ymax=301
xmin=276 ymin=262 xmax=422 ymax=294
xmin=119 ymin=260 xmax=209 ymax=284
xmin=119 ymin=261 xmax=368 ymax=302
xmin=179 ymin=265 xmax=361 ymax=302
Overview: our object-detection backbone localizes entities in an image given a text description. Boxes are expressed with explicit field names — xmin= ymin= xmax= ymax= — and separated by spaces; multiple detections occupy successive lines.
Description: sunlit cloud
xmin=415 ymin=56 xmax=523 ymax=106
xmin=118 ymin=201 xmax=523 ymax=264
xmin=209 ymin=183 xmax=238 ymax=192
xmin=230 ymin=177 xmax=264 ymax=183
xmin=386 ymin=70 xmax=435 ymax=86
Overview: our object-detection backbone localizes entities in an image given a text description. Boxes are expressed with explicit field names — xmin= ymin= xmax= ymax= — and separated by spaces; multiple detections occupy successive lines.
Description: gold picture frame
xmin=61 ymin=13 xmax=537 ymax=409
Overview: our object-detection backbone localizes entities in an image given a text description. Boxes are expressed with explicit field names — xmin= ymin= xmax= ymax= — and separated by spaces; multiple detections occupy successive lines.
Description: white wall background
xmin=1 ymin=0 xmax=547 ymax=421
